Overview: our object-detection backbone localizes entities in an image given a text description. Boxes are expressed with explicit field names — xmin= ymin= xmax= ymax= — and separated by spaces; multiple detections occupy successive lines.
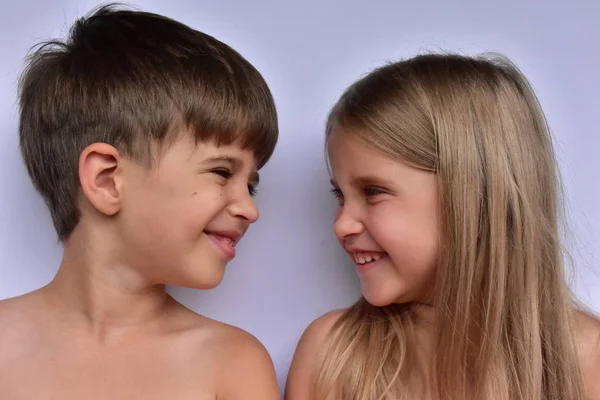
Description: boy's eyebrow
xmin=203 ymin=155 xmax=260 ymax=185
xmin=203 ymin=155 xmax=239 ymax=166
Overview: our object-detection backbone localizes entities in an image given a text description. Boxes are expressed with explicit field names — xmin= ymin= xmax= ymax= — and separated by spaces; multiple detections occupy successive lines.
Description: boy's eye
xmin=212 ymin=168 xmax=256 ymax=196
xmin=248 ymin=185 xmax=257 ymax=197
xmin=212 ymin=168 xmax=232 ymax=179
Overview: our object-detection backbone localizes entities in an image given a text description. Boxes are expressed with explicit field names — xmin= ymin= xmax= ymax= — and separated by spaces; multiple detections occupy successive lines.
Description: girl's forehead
xmin=328 ymin=134 xmax=394 ymax=165
xmin=327 ymin=132 xmax=365 ymax=156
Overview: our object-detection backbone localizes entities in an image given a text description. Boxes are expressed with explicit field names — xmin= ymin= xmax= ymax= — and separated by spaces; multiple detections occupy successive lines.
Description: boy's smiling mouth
xmin=204 ymin=230 xmax=243 ymax=260
xmin=204 ymin=229 xmax=242 ymax=244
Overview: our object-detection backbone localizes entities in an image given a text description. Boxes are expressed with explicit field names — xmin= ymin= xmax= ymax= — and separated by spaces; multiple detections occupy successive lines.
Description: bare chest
xmin=0 ymin=344 xmax=216 ymax=400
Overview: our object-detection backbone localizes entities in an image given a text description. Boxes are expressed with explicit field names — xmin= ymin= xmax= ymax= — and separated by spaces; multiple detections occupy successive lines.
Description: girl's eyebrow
xmin=330 ymin=175 xmax=393 ymax=188
xmin=329 ymin=175 xmax=394 ymax=189
xmin=352 ymin=174 xmax=393 ymax=188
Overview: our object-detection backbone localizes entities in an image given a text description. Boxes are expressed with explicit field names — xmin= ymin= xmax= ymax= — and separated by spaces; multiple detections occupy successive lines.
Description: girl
xmin=285 ymin=53 xmax=600 ymax=399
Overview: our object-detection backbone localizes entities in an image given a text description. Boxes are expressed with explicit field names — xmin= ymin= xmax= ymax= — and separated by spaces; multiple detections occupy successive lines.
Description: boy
xmin=0 ymin=4 xmax=279 ymax=399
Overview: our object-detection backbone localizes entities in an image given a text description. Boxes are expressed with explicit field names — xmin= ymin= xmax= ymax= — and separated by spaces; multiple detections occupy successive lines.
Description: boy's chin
xmin=162 ymin=261 xmax=228 ymax=290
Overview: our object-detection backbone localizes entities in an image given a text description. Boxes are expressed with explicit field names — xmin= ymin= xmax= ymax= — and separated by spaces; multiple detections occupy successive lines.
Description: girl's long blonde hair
xmin=316 ymin=53 xmax=584 ymax=399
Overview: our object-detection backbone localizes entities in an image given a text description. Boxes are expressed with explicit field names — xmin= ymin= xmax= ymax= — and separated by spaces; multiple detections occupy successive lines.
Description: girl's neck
xmin=409 ymin=302 xmax=436 ymax=399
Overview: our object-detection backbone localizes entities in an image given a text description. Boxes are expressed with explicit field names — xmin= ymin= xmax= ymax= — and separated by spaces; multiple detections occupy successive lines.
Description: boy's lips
xmin=204 ymin=230 xmax=242 ymax=260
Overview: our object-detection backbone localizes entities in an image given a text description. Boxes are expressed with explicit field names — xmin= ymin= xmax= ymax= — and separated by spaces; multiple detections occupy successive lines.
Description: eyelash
xmin=364 ymin=187 xmax=385 ymax=197
xmin=212 ymin=169 xmax=232 ymax=179
xmin=330 ymin=187 xmax=385 ymax=199
xmin=212 ymin=169 xmax=257 ymax=196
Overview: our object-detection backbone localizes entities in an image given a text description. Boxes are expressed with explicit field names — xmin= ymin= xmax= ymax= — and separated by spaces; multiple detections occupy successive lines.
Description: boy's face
xmin=118 ymin=135 xmax=260 ymax=289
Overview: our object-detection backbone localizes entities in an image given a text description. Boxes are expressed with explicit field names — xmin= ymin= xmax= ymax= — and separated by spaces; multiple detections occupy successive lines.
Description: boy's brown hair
xmin=18 ymin=4 xmax=278 ymax=241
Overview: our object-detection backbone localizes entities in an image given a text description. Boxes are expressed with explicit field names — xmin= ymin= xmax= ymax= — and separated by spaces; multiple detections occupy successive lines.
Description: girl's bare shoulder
xmin=576 ymin=310 xmax=600 ymax=398
xmin=284 ymin=309 xmax=346 ymax=400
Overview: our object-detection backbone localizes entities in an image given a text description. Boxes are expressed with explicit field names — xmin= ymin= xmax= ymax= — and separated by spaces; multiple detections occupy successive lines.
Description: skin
xmin=328 ymin=133 xmax=439 ymax=308
xmin=286 ymin=134 xmax=438 ymax=399
xmin=285 ymin=134 xmax=600 ymax=400
xmin=0 ymin=134 xmax=279 ymax=399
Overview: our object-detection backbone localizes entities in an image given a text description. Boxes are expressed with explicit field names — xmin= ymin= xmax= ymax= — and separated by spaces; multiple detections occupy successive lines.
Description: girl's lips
xmin=352 ymin=253 xmax=389 ymax=275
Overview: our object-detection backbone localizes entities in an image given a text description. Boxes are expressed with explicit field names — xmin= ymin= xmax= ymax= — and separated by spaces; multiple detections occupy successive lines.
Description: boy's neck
xmin=41 ymin=228 xmax=173 ymax=342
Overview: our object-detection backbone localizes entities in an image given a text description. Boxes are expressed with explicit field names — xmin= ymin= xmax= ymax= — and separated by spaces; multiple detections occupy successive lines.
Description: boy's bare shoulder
xmin=0 ymin=291 xmax=43 ymax=333
xmin=284 ymin=308 xmax=346 ymax=400
xmin=172 ymin=302 xmax=279 ymax=399
xmin=171 ymin=300 xmax=269 ymax=349
xmin=186 ymin=310 xmax=271 ymax=360
xmin=576 ymin=310 xmax=600 ymax=398
xmin=0 ymin=291 xmax=48 ymax=368
xmin=0 ymin=290 xmax=37 ymax=311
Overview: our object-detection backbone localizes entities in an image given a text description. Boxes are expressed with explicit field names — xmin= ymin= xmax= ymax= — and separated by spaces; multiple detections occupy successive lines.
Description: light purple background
xmin=1 ymin=0 xmax=598 ymax=390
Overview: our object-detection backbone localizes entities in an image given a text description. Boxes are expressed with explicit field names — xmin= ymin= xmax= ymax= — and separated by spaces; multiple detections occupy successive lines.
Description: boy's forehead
xmin=162 ymin=137 xmax=254 ymax=163
xmin=196 ymin=142 xmax=258 ymax=164
xmin=193 ymin=141 xmax=260 ymax=181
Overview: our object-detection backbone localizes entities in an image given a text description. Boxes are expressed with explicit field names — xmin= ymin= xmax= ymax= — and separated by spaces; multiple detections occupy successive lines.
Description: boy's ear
xmin=78 ymin=143 xmax=124 ymax=216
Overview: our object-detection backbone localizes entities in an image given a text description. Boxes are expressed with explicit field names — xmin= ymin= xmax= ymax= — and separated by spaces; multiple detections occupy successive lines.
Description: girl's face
xmin=328 ymin=133 xmax=439 ymax=307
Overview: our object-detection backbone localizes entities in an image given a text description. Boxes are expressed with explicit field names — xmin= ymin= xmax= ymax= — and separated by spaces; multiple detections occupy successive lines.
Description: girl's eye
xmin=364 ymin=187 xmax=385 ymax=197
xmin=330 ymin=188 xmax=344 ymax=206
xmin=212 ymin=169 xmax=232 ymax=179
xmin=330 ymin=188 xmax=342 ymax=199
xmin=248 ymin=185 xmax=257 ymax=197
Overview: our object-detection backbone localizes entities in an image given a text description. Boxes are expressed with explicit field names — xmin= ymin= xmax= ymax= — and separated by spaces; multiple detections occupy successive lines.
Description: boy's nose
xmin=229 ymin=192 xmax=259 ymax=223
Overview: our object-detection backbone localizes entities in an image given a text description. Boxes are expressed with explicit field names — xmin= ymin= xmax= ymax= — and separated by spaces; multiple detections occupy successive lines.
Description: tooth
xmin=365 ymin=256 xmax=373 ymax=262
xmin=358 ymin=257 xmax=365 ymax=264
